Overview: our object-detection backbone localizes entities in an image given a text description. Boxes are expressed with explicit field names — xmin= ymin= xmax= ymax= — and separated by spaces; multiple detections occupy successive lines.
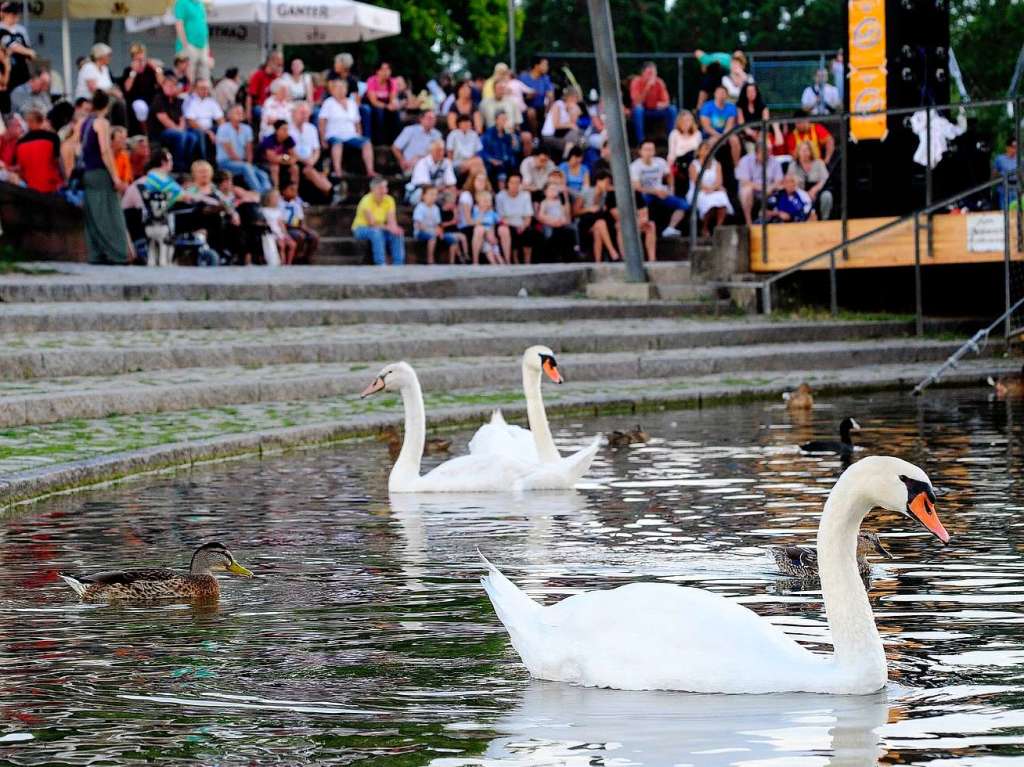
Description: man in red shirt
xmin=629 ymin=61 xmax=677 ymax=144
xmin=245 ymin=51 xmax=283 ymax=124
xmin=13 ymin=109 xmax=62 ymax=193
xmin=785 ymin=118 xmax=835 ymax=164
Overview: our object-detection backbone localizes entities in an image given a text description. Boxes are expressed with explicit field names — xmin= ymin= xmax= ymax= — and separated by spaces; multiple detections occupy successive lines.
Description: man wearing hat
xmin=174 ymin=0 xmax=212 ymax=83
xmin=0 ymin=1 xmax=36 ymax=112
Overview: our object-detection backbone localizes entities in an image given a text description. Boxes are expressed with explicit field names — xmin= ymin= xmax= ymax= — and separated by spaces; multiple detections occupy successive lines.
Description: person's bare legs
xmin=362 ymin=141 xmax=376 ymax=175
xmin=425 ymin=236 xmax=436 ymax=265
xmin=303 ymin=165 xmax=332 ymax=194
xmin=523 ymin=246 xmax=532 ymax=264
xmin=331 ymin=143 xmax=343 ymax=177
xmin=483 ymin=232 xmax=501 ymax=264
xmin=471 ymin=226 xmax=484 ymax=264
xmin=498 ymin=224 xmax=512 ymax=264
xmin=739 ymin=183 xmax=755 ymax=225
xmin=268 ymin=163 xmax=280 ymax=189
xmin=714 ymin=206 xmax=727 ymax=231
xmin=643 ymin=221 xmax=657 ymax=261
xmin=729 ymin=135 xmax=741 ymax=165
xmin=594 ymin=218 xmax=618 ymax=261
xmin=668 ymin=207 xmax=686 ymax=230
xmin=455 ymin=232 xmax=469 ymax=263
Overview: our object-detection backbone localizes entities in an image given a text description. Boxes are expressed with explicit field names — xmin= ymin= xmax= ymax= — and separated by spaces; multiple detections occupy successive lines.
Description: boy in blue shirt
xmin=413 ymin=185 xmax=466 ymax=264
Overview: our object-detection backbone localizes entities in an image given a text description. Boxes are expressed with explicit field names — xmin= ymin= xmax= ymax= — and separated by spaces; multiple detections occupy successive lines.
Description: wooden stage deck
xmin=749 ymin=213 xmax=1022 ymax=272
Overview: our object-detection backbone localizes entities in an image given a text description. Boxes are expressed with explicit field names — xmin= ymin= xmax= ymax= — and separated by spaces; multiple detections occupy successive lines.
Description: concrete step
xmin=0 ymin=338 xmax=997 ymax=428
xmin=0 ymin=318 xmax=952 ymax=381
xmin=0 ymin=295 xmax=722 ymax=333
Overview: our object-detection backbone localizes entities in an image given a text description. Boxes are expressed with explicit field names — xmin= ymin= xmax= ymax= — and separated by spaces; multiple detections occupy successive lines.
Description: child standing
xmin=472 ymin=190 xmax=506 ymax=265
xmin=261 ymin=189 xmax=296 ymax=265
xmin=413 ymin=185 xmax=467 ymax=264
xmin=536 ymin=181 xmax=575 ymax=261
xmin=280 ymin=181 xmax=320 ymax=264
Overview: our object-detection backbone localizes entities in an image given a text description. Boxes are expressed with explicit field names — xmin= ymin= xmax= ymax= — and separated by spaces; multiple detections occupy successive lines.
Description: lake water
xmin=2 ymin=387 xmax=1023 ymax=766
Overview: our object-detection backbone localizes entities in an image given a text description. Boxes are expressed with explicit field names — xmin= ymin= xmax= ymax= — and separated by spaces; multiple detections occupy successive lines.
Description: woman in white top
xmin=667 ymin=110 xmax=702 ymax=197
xmin=75 ymin=43 xmax=115 ymax=102
xmin=279 ymin=58 xmax=314 ymax=102
xmin=541 ymin=87 xmax=582 ymax=157
xmin=721 ymin=50 xmax=752 ymax=102
xmin=259 ymin=80 xmax=294 ymax=138
xmin=318 ymin=79 xmax=375 ymax=178
xmin=688 ymin=140 xmax=734 ymax=237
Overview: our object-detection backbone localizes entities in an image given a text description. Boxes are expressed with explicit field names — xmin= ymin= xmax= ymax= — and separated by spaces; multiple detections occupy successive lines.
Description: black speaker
xmin=888 ymin=0 xmax=950 ymax=109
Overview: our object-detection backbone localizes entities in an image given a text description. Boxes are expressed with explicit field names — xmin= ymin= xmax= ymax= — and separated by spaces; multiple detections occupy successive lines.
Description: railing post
xmin=840 ymin=114 xmax=849 ymax=260
xmin=676 ymin=54 xmax=684 ymax=111
xmin=1005 ymin=175 xmax=1013 ymax=339
xmin=828 ymin=250 xmax=838 ymax=316
xmin=925 ymin=108 xmax=934 ymax=260
xmin=913 ymin=211 xmax=923 ymax=337
xmin=762 ymin=282 xmax=772 ymax=315
xmin=760 ymin=124 xmax=768 ymax=264
xmin=1016 ymin=98 xmax=1022 ymax=253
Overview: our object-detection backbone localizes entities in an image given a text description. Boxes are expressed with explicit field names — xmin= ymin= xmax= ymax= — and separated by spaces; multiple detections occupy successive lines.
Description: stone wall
xmin=0 ymin=182 xmax=87 ymax=262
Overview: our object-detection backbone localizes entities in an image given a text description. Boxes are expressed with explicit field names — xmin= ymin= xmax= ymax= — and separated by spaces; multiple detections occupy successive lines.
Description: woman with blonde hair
xmin=457 ymin=170 xmax=510 ymax=263
xmin=667 ymin=110 xmax=701 ymax=197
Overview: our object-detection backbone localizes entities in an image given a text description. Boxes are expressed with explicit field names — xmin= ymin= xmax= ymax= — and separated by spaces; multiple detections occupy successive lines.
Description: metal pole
xmin=265 ymin=0 xmax=273 ymax=58
xmin=676 ymin=55 xmax=683 ymax=110
xmin=587 ymin=0 xmax=645 ymax=282
xmin=762 ymin=283 xmax=772 ymax=315
xmin=925 ymin=107 xmax=932 ymax=207
xmin=840 ymin=114 xmax=849 ymax=259
xmin=1016 ymin=97 xmax=1022 ymax=253
xmin=760 ymin=126 xmax=768 ymax=264
xmin=913 ymin=211 xmax=923 ymax=336
xmin=828 ymin=249 xmax=838 ymax=316
xmin=1005 ymin=175 xmax=1012 ymax=338
xmin=507 ymin=0 xmax=516 ymax=72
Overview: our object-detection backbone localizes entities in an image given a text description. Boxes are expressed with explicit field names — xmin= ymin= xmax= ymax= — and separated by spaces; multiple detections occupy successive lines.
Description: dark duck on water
xmin=800 ymin=417 xmax=861 ymax=456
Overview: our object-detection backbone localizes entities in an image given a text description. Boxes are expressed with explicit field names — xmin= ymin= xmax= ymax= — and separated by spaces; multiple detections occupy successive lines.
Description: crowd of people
xmin=0 ymin=12 xmax=877 ymax=265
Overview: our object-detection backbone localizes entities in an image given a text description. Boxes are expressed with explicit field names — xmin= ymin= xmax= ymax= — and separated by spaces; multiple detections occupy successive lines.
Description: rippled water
xmin=2 ymin=388 xmax=1024 ymax=765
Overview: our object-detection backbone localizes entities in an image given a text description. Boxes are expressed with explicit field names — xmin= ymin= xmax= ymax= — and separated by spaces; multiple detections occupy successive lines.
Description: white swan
xmin=468 ymin=345 xmax=602 ymax=489
xmin=481 ymin=455 xmax=950 ymax=694
xmin=361 ymin=361 xmax=547 ymax=493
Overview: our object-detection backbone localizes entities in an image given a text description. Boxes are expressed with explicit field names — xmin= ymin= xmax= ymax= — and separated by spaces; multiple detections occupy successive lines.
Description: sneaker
xmin=661 ymin=226 xmax=681 ymax=238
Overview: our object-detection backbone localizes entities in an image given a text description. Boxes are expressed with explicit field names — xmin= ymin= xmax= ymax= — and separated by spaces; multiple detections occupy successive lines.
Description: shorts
xmin=328 ymin=135 xmax=370 ymax=148
xmin=415 ymin=230 xmax=458 ymax=246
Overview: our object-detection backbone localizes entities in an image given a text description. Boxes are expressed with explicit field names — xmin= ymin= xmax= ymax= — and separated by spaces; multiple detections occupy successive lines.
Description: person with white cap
xmin=75 ymin=43 xmax=115 ymax=102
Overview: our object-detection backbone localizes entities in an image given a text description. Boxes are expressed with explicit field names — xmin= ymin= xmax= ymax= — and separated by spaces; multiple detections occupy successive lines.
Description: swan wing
xmin=395 ymin=451 xmax=538 ymax=493
xmin=516 ymin=435 xmax=602 ymax=491
xmin=483 ymin=564 xmax=823 ymax=693
xmin=467 ymin=410 xmax=540 ymax=462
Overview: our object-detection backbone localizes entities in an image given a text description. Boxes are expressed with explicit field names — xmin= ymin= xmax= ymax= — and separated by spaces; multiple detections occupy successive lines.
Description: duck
xmin=361 ymin=361 xmax=557 ymax=493
xmin=378 ymin=424 xmax=451 ymax=460
xmin=481 ymin=455 xmax=949 ymax=694
xmin=59 ymin=541 xmax=253 ymax=603
xmin=988 ymin=365 xmax=1024 ymax=398
xmin=607 ymin=425 xmax=650 ymax=448
xmin=800 ymin=416 xmax=861 ymax=455
xmin=772 ymin=531 xmax=892 ymax=579
xmin=466 ymin=346 xmax=601 ymax=489
xmin=783 ymin=383 xmax=814 ymax=411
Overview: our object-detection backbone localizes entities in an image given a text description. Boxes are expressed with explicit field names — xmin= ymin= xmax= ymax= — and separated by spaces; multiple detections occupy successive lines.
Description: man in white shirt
xmin=520 ymin=146 xmax=554 ymax=197
xmin=801 ymin=68 xmax=841 ymax=116
xmin=736 ymin=144 xmax=784 ymax=225
xmin=184 ymin=78 xmax=224 ymax=162
xmin=289 ymin=101 xmax=334 ymax=201
xmin=479 ymin=80 xmax=523 ymax=129
xmin=406 ymin=139 xmax=456 ymax=205
xmin=392 ymin=111 xmax=443 ymax=174
xmin=445 ymin=113 xmax=484 ymax=177
xmin=629 ymin=140 xmax=689 ymax=237
xmin=496 ymin=171 xmax=534 ymax=263
xmin=318 ymin=78 xmax=374 ymax=178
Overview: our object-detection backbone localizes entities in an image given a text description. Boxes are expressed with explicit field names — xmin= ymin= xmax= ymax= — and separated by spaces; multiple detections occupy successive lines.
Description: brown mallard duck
xmin=58 ymin=542 xmax=253 ymax=602
xmin=378 ymin=425 xmax=451 ymax=459
xmin=988 ymin=365 xmax=1024 ymax=398
xmin=607 ymin=425 xmax=649 ymax=448
xmin=772 ymin=532 xmax=892 ymax=579
xmin=783 ymin=383 xmax=814 ymax=410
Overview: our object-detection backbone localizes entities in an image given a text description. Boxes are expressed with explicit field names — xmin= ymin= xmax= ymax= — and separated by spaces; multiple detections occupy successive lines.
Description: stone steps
xmin=0 ymin=338 xmax=995 ymax=429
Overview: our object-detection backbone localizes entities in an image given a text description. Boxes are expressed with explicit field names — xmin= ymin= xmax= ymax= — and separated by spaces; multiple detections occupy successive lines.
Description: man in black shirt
xmin=0 ymin=2 xmax=36 ymax=112
xmin=601 ymin=170 xmax=657 ymax=262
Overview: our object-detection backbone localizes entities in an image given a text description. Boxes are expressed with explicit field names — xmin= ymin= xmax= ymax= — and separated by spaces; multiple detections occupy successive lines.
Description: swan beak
xmin=850 ymin=419 xmax=862 ymax=431
xmin=227 ymin=561 xmax=254 ymax=578
xmin=360 ymin=376 xmax=386 ymax=398
xmin=872 ymin=537 xmax=895 ymax=560
xmin=543 ymin=358 xmax=563 ymax=384
xmin=908 ymin=491 xmax=950 ymax=544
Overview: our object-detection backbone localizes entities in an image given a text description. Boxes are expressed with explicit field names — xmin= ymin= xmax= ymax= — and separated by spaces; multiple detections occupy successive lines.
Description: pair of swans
xmin=360 ymin=346 xmax=600 ymax=493
xmin=482 ymin=455 xmax=949 ymax=695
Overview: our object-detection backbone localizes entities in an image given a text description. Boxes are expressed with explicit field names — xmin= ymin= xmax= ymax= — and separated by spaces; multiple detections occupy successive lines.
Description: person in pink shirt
xmin=362 ymin=61 xmax=400 ymax=144
xmin=629 ymin=61 xmax=677 ymax=144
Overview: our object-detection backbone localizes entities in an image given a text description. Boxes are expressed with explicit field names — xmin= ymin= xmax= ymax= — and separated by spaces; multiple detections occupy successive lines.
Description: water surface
xmin=2 ymin=388 xmax=1024 ymax=765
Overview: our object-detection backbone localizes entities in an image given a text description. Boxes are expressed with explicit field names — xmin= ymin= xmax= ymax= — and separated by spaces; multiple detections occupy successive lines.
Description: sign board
xmin=966 ymin=213 xmax=1005 ymax=253
xmin=848 ymin=0 xmax=887 ymax=141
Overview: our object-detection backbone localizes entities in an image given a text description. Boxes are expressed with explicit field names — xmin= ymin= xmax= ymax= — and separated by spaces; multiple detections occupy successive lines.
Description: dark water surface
xmin=2 ymin=388 xmax=1024 ymax=766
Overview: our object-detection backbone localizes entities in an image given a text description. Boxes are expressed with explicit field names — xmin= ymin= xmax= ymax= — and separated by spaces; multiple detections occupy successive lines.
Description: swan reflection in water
xmin=432 ymin=681 xmax=891 ymax=766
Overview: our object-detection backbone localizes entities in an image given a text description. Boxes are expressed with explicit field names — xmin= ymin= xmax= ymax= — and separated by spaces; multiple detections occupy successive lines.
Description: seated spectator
xmin=171 ymin=53 xmax=191 ymax=90
xmin=183 ymin=159 xmax=238 ymax=261
xmin=246 ymin=51 xmax=283 ymax=123
xmin=574 ymin=169 xmax=618 ymax=263
xmin=456 ymin=171 xmax=498 ymax=262
xmin=183 ymin=77 xmax=224 ymax=161
xmin=392 ymin=110 xmax=442 ymax=175
xmin=629 ymin=140 xmax=689 ymax=238
xmin=10 ymin=68 xmax=51 ymax=116
xmin=216 ymin=103 xmax=270 ymax=193
xmin=518 ymin=56 xmax=553 ymax=135
xmin=721 ymin=51 xmax=751 ymax=102
xmin=504 ymin=74 xmax=533 ymax=122
xmin=413 ymin=184 xmax=466 ymax=264
xmin=694 ymin=50 xmax=730 ymax=109
xmin=319 ymin=78 xmax=374 ymax=178
xmin=801 ymin=68 xmax=840 ymax=116
xmin=769 ymin=173 xmax=815 ymax=222
xmin=111 ymin=125 xmax=133 ymax=184
xmin=559 ymin=146 xmax=589 ymax=197
xmin=480 ymin=110 xmax=520 ymax=184
xmin=445 ymin=79 xmax=483 ymax=134
xmin=630 ymin=61 xmax=676 ymax=144
xmin=259 ymin=79 xmax=293 ymax=138
xmin=698 ymin=84 xmax=740 ymax=164
xmin=667 ymin=110 xmax=701 ymax=196
xmin=149 ymin=74 xmax=198 ymax=173
xmin=363 ymin=61 xmax=401 ymax=144
xmin=214 ymin=168 xmax=261 ymax=264
xmin=604 ymin=172 xmax=656 ymax=262
xmin=472 ymin=189 xmax=508 ymax=264
xmin=786 ymin=118 xmax=835 ymax=164
xmin=280 ymin=57 xmax=313 ymax=102
xmin=541 ymin=87 xmax=582 ymax=157
xmin=446 ymin=113 xmax=484 ymax=177
xmin=75 ymin=43 xmax=115 ymax=103
xmin=406 ymin=138 xmax=456 ymax=205
xmin=289 ymin=101 xmax=334 ymax=201
xmin=535 ymin=180 xmax=576 ymax=261
xmin=120 ymin=43 xmax=160 ymax=134
xmin=326 ymin=52 xmax=360 ymax=100
xmin=261 ymin=188 xmax=296 ymax=264
xmin=0 ymin=112 xmax=22 ymax=184
xmin=520 ymin=146 xmax=554 ymax=197
xmin=482 ymin=62 xmax=509 ymax=100
xmin=127 ymin=134 xmax=149 ymax=180
xmin=995 ymin=137 xmax=1018 ymax=208
xmin=213 ymin=67 xmax=241 ymax=113
xmin=352 ymin=175 xmax=405 ymax=265
xmin=13 ymin=108 xmax=61 ymax=193
xmin=394 ymin=75 xmax=422 ymax=121
xmin=736 ymin=82 xmax=770 ymax=146
xmin=496 ymin=172 xmax=533 ymax=263
xmin=688 ymin=140 xmax=733 ymax=237
xmin=480 ymin=79 xmax=522 ymax=130
xmin=736 ymin=144 xmax=784 ymax=225
xmin=790 ymin=139 xmax=832 ymax=220
xmin=280 ymin=180 xmax=318 ymax=263
xmin=258 ymin=119 xmax=298 ymax=190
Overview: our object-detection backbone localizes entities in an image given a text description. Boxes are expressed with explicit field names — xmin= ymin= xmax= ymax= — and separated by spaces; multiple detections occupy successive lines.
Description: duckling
xmin=988 ymin=364 xmax=1024 ymax=398
xmin=800 ymin=416 xmax=860 ymax=456
xmin=378 ymin=425 xmax=451 ymax=459
xmin=782 ymin=383 xmax=814 ymax=411
xmin=607 ymin=424 xmax=650 ymax=448
xmin=772 ymin=532 xmax=893 ymax=579
xmin=58 ymin=541 xmax=253 ymax=603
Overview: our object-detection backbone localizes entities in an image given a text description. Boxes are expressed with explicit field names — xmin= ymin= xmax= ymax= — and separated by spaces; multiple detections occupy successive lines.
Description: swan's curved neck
xmin=392 ymin=377 xmax=425 ymax=485
xmin=523 ymin=363 xmax=561 ymax=463
xmin=816 ymin=471 xmax=886 ymax=677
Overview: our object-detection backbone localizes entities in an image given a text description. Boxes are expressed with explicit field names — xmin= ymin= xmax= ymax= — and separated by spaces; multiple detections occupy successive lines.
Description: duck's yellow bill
xmin=228 ymin=561 xmax=254 ymax=577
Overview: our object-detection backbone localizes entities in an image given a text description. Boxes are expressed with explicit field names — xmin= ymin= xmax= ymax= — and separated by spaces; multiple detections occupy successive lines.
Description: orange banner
xmin=848 ymin=0 xmax=887 ymax=140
